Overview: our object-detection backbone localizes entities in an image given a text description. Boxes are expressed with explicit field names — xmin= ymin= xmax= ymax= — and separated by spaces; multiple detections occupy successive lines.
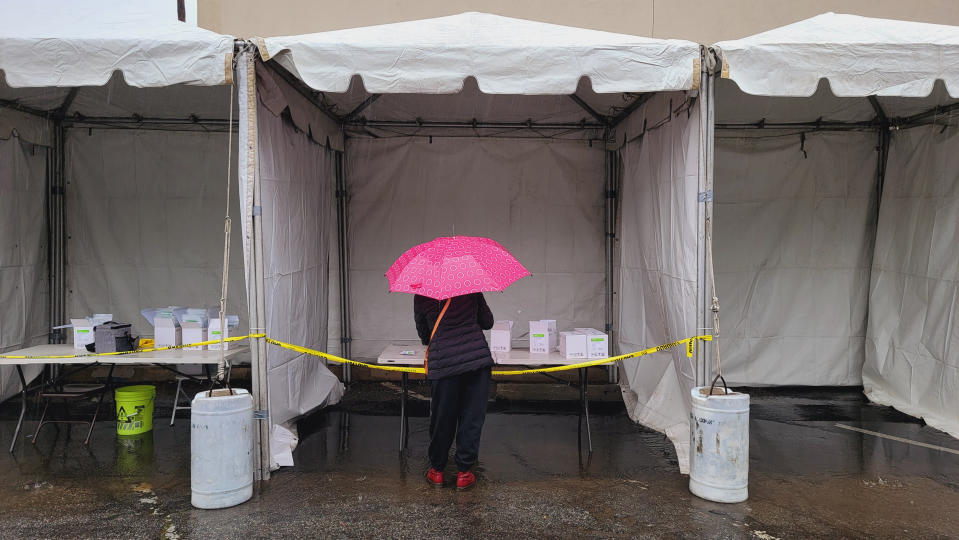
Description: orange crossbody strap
xmin=424 ymin=298 xmax=452 ymax=374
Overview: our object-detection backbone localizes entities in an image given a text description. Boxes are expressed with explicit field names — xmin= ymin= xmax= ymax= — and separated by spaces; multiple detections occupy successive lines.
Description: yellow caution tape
xmin=0 ymin=334 xmax=256 ymax=360
xmin=0 ymin=333 xmax=713 ymax=376
xmin=265 ymin=334 xmax=713 ymax=376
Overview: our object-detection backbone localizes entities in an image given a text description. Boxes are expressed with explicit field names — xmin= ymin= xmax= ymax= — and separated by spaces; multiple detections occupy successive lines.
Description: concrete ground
xmin=1 ymin=379 xmax=958 ymax=539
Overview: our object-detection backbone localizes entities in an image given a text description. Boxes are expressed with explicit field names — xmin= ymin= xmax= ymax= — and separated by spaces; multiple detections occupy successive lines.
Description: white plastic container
xmin=191 ymin=388 xmax=254 ymax=509
xmin=689 ymin=386 xmax=749 ymax=503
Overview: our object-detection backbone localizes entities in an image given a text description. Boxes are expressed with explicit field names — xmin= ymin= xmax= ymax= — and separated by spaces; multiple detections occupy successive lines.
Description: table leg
xmin=581 ymin=367 xmax=593 ymax=454
xmin=9 ymin=366 xmax=27 ymax=453
xmin=399 ymin=372 xmax=408 ymax=451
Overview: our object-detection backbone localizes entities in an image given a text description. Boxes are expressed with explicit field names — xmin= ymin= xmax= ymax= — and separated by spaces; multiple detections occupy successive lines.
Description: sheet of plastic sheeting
xmin=346 ymin=137 xmax=606 ymax=360
xmin=865 ymin=125 xmax=959 ymax=439
xmin=713 ymin=132 xmax=877 ymax=386
xmin=255 ymin=74 xmax=344 ymax=469
xmin=0 ymin=135 xmax=48 ymax=402
xmin=65 ymin=129 xmax=247 ymax=340
xmin=616 ymin=92 xmax=701 ymax=473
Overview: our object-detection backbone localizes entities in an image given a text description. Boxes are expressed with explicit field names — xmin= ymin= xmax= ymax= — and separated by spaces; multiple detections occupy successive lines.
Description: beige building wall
xmin=199 ymin=0 xmax=959 ymax=43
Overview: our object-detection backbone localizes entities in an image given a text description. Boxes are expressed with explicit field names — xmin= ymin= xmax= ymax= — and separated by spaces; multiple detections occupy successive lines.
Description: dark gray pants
xmin=429 ymin=366 xmax=491 ymax=472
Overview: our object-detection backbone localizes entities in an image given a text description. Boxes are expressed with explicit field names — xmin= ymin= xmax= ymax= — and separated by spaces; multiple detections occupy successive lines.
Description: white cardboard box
xmin=181 ymin=318 xmax=207 ymax=351
xmin=576 ymin=328 xmax=609 ymax=358
xmin=489 ymin=320 xmax=512 ymax=352
xmin=71 ymin=318 xmax=95 ymax=350
xmin=154 ymin=317 xmax=181 ymax=348
xmin=559 ymin=331 xmax=588 ymax=359
xmin=529 ymin=319 xmax=557 ymax=354
xmin=208 ymin=318 xmax=229 ymax=350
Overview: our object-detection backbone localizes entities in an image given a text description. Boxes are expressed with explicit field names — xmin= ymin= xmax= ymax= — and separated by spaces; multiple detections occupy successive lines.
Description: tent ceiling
xmin=715 ymin=13 xmax=959 ymax=98
xmin=0 ymin=0 xmax=234 ymax=88
xmin=717 ymin=79 xmax=959 ymax=127
xmin=260 ymin=12 xmax=700 ymax=96
xmin=319 ymin=75 xmax=642 ymax=129
xmin=0 ymin=74 xmax=235 ymax=121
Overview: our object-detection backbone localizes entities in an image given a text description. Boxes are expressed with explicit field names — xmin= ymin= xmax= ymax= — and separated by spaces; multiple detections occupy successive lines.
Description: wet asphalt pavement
xmin=1 ymin=381 xmax=958 ymax=539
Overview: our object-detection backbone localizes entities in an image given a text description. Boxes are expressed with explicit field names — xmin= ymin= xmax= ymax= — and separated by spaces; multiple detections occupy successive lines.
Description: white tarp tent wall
xmin=0 ymin=0 xmax=265 ymax=462
xmin=713 ymin=13 xmax=959 ymax=439
xmin=0 ymin=111 xmax=48 ymax=402
xmin=250 ymin=12 xmax=710 ymax=476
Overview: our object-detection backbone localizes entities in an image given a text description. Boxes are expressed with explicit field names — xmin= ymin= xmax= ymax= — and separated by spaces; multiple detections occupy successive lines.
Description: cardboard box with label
xmin=575 ymin=328 xmax=609 ymax=358
xmin=559 ymin=331 xmax=588 ymax=359
xmin=489 ymin=320 xmax=512 ymax=352
xmin=154 ymin=316 xmax=181 ymax=348
xmin=529 ymin=319 xmax=557 ymax=354
xmin=71 ymin=318 xmax=96 ymax=350
xmin=208 ymin=317 xmax=229 ymax=350
xmin=70 ymin=314 xmax=113 ymax=350
xmin=181 ymin=317 xmax=207 ymax=350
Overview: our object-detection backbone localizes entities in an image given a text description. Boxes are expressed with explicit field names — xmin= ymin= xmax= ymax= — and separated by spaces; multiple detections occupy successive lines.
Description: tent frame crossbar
xmin=347 ymin=119 xmax=604 ymax=130
xmin=63 ymin=117 xmax=236 ymax=127
xmin=263 ymin=60 xmax=345 ymax=125
xmin=569 ymin=94 xmax=610 ymax=125
xmin=0 ymin=98 xmax=50 ymax=119
xmin=609 ymin=93 xmax=654 ymax=128
xmin=894 ymin=100 xmax=959 ymax=128
xmin=716 ymin=120 xmax=875 ymax=131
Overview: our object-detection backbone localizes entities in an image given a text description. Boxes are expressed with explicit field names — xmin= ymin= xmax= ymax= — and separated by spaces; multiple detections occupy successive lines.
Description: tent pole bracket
xmin=343 ymin=94 xmax=380 ymax=122
xmin=569 ymin=94 xmax=609 ymax=126
xmin=262 ymin=60 xmax=345 ymax=126
xmin=609 ymin=93 xmax=654 ymax=129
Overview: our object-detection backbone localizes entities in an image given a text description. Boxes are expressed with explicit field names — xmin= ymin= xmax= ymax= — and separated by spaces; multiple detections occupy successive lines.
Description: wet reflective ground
xmin=1 ymin=382 xmax=958 ymax=538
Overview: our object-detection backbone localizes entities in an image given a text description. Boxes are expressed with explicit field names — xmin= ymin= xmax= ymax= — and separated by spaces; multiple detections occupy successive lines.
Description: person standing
xmin=414 ymin=292 xmax=494 ymax=491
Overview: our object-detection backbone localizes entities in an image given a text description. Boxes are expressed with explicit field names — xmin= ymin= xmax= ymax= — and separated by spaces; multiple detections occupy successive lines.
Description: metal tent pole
xmin=334 ymin=150 xmax=353 ymax=384
xmin=703 ymin=55 xmax=717 ymax=387
xmin=52 ymin=121 xmax=66 ymax=349
xmin=695 ymin=49 xmax=713 ymax=387
xmin=603 ymin=128 xmax=618 ymax=384
xmin=238 ymin=51 xmax=271 ymax=481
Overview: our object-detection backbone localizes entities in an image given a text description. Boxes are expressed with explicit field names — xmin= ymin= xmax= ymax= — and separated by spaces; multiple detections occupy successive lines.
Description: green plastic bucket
xmin=115 ymin=385 xmax=156 ymax=435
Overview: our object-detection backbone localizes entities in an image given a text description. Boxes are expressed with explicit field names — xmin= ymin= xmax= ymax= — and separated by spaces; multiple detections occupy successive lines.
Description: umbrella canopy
xmin=386 ymin=236 xmax=529 ymax=300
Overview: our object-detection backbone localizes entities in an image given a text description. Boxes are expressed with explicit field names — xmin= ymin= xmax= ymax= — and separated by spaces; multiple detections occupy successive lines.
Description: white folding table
xmin=2 ymin=344 xmax=249 ymax=452
xmin=377 ymin=344 xmax=599 ymax=453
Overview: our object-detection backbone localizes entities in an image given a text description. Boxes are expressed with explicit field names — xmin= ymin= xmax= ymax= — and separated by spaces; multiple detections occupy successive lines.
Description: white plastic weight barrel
xmin=689 ymin=386 xmax=749 ymax=503
xmin=191 ymin=388 xmax=254 ymax=509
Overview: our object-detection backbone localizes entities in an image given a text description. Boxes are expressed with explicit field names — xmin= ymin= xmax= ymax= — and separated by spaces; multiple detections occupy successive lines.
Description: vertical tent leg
xmin=334 ymin=150 xmax=353 ymax=385
xmin=399 ymin=372 xmax=408 ymax=451
xmin=697 ymin=51 xmax=715 ymax=387
xmin=10 ymin=365 xmax=28 ymax=453
xmin=580 ymin=367 xmax=593 ymax=454
xmin=238 ymin=50 xmax=271 ymax=481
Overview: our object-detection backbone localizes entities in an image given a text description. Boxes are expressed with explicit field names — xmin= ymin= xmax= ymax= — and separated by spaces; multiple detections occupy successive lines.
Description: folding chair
xmin=170 ymin=375 xmax=193 ymax=426
xmin=32 ymin=383 xmax=108 ymax=446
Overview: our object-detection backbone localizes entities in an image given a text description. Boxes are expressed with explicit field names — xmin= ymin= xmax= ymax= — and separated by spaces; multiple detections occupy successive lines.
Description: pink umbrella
xmin=386 ymin=236 xmax=530 ymax=299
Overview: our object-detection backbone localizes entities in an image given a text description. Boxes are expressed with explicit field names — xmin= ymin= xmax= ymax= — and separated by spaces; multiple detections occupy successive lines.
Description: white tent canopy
xmin=715 ymin=12 xmax=959 ymax=98
xmin=712 ymin=14 xmax=959 ymax=441
xmin=243 ymin=13 xmax=709 ymax=476
xmin=259 ymin=12 xmax=699 ymax=95
xmin=0 ymin=0 xmax=233 ymax=88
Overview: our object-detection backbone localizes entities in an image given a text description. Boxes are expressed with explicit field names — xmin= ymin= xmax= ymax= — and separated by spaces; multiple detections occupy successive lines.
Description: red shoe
xmin=456 ymin=471 xmax=476 ymax=491
xmin=426 ymin=468 xmax=444 ymax=488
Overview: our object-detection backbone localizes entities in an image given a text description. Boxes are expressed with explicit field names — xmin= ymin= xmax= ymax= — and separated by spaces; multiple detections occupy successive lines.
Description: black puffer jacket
xmin=414 ymin=293 xmax=495 ymax=380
